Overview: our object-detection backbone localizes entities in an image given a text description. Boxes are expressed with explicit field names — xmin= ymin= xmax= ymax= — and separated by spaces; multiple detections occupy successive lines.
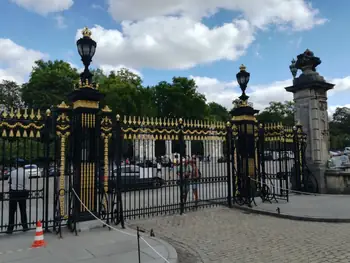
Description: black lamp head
xmin=76 ymin=27 xmax=97 ymax=68
xmin=236 ymin=64 xmax=250 ymax=90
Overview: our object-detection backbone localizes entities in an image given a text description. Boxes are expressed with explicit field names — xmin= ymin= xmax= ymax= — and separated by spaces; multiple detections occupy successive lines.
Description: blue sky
xmin=0 ymin=0 xmax=349 ymax=113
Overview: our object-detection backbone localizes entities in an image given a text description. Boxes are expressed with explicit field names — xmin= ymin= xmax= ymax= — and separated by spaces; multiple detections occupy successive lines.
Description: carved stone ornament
xmin=319 ymin=101 xmax=327 ymax=111
xmin=295 ymin=49 xmax=321 ymax=72
xmin=293 ymin=49 xmax=325 ymax=85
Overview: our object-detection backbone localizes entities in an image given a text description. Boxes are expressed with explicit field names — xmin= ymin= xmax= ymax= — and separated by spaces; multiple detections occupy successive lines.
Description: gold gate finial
xmin=82 ymin=27 xmax=92 ymax=38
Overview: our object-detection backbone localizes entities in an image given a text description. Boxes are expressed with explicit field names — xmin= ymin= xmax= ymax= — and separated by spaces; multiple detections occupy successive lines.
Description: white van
xmin=24 ymin=164 xmax=42 ymax=178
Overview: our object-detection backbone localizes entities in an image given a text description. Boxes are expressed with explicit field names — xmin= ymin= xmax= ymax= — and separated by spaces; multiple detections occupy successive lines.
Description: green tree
xmin=153 ymin=77 xmax=207 ymax=119
xmin=257 ymin=101 xmax=295 ymax=126
xmin=92 ymin=68 xmax=108 ymax=84
xmin=99 ymin=68 xmax=156 ymax=116
xmin=0 ymin=80 xmax=23 ymax=111
xmin=21 ymin=60 xmax=79 ymax=109
xmin=207 ymin=102 xmax=229 ymax=122
xmin=329 ymin=107 xmax=350 ymax=149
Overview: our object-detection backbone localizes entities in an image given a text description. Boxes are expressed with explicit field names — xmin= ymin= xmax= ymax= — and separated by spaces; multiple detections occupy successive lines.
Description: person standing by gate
xmin=190 ymin=155 xmax=200 ymax=205
xmin=156 ymin=159 xmax=162 ymax=176
xmin=177 ymin=158 xmax=192 ymax=204
xmin=6 ymin=159 xmax=29 ymax=234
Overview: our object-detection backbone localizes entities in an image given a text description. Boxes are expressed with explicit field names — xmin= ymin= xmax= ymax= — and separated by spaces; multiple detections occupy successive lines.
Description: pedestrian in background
xmin=190 ymin=155 xmax=200 ymax=205
xmin=7 ymin=159 xmax=29 ymax=234
xmin=177 ymin=158 xmax=192 ymax=204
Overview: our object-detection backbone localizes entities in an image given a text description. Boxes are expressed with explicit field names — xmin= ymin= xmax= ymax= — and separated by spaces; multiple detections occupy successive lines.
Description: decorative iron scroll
xmin=101 ymin=110 xmax=113 ymax=210
xmin=56 ymin=112 xmax=70 ymax=217
xmin=121 ymin=115 xmax=226 ymax=141
xmin=0 ymin=108 xmax=44 ymax=138
xmin=263 ymin=122 xmax=294 ymax=143
xmin=122 ymin=115 xmax=225 ymax=129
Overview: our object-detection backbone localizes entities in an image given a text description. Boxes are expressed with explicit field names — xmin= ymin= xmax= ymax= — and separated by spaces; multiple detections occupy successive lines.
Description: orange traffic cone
xmin=31 ymin=221 xmax=47 ymax=248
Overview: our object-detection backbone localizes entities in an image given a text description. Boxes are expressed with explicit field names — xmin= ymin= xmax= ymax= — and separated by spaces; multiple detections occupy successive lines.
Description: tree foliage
xmin=0 ymin=80 xmax=23 ymax=111
xmin=257 ymin=101 xmax=295 ymax=126
xmin=21 ymin=60 xmax=79 ymax=109
xmin=329 ymin=107 xmax=350 ymax=149
xmin=152 ymin=77 xmax=207 ymax=119
xmin=2 ymin=58 xmax=349 ymax=152
xmin=207 ymin=102 xmax=229 ymax=122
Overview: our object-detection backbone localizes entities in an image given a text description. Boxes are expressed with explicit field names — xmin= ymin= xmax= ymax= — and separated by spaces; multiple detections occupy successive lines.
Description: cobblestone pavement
xmin=129 ymin=207 xmax=350 ymax=263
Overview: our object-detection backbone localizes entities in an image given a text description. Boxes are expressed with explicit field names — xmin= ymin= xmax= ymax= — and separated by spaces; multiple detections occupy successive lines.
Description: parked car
xmin=344 ymin=147 xmax=350 ymax=155
xmin=137 ymin=160 xmax=157 ymax=168
xmin=98 ymin=165 xmax=164 ymax=192
xmin=25 ymin=164 xmax=42 ymax=179
xmin=217 ymin=156 xmax=227 ymax=163
xmin=48 ymin=167 xmax=60 ymax=177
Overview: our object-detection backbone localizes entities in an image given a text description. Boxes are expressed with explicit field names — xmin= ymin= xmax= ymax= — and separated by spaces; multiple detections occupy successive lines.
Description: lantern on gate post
xmin=230 ymin=65 xmax=259 ymax=205
xmin=76 ymin=27 xmax=97 ymax=86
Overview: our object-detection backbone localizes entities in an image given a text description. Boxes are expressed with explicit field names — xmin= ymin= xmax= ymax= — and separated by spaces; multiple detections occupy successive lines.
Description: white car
xmin=24 ymin=164 xmax=42 ymax=178
xmin=344 ymin=147 xmax=350 ymax=155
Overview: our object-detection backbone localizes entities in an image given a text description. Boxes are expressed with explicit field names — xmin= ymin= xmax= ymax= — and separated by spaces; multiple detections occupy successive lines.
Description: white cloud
xmin=99 ymin=65 xmax=142 ymax=77
xmin=191 ymin=75 xmax=350 ymax=114
xmin=10 ymin=0 xmax=73 ymax=15
xmin=91 ymin=4 xmax=104 ymax=10
xmin=328 ymin=105 xmax=350 ymax=117
xmin=107 ymin=0 xmax=326 ymax=31
xmin=78 ymin=1 xmax=325 ymax=71
xmin=0 ymin=39 xmax=47 ymax=83
xmin=76 ymin=18 xmax=254 ymax=70
xmin=191 ymin=75 xmax=292 ymax=110
xmin=328 ymin=76 xmax=350 ymax=95
xmin=54 ymin=15 xmax=67 ymax=29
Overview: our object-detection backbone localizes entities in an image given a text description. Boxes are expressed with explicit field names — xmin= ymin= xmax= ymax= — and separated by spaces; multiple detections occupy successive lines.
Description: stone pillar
xmin=134 ymin=140 xmax=140 ymax=159
xmin=150 ymin=139 xmax=155 ymax=160
xmin=212 ymin=140 xmax=218 ymax=158
xmin=285 ymin=49 xmax=334 ymax=193
xmin=139 ymin=139 xmax=155 ymax=160
xmin=185 ymin=140 xmax=192 ymax=157
xmin=215 ymin=140 xmax=224 ymax=158
xmin=203 ymin=140 xmax=210 ymax=157
xmin=165 ymin=140 xmax=172 ymax=156
xmin=139 ymin=140 xmax=145 ymax=160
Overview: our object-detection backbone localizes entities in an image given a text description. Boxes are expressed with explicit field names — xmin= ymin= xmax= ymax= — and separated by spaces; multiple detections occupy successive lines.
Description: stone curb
xmin=125 ymin=226 xmax=178 ymax=263
xmin=75 ymin=220 xmax=178 ymax=263
xmin=231 ymin=204 xmax=350 ymax=223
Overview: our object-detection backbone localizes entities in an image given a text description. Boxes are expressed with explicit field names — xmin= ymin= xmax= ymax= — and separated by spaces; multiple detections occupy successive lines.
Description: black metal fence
xmin=0 ymin=106 xmax=315 ymax=235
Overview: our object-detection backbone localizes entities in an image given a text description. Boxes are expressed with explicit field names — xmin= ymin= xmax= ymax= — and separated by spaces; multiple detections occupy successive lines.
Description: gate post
xmin=100 ymin=106 xmax=113 ymax=224
xmin=54 ymin=102 xmax=71 ymax=236
xmin=285 ymin=50 xmax=333 ymax=193
xmin=230 ymin=65 xmax=259 ymax=206
xmin=43 ymin=109 xmax=52 ymax=232
xmin=225 ymin=122 xmax=232 ymax=208
xmin=113 ymin=114 xmax=124 ymax=227
xmin=69 ymin=85 xmax=103 ymax=222
xmin=68 ymin=27 xmax=104 ymax=222
xmin=178 ymin=118 xmax=185 ymax=214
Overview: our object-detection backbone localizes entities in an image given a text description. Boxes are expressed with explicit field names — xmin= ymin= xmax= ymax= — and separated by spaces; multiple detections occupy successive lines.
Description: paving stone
xmin=129 ymin=206 xmax=350 ymax=263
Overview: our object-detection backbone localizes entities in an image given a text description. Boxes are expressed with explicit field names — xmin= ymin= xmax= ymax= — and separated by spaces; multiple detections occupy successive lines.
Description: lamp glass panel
xmin=83 ymin=45 xmax=90 ymax=56
xmin=90 ymin=45 xmax=96 ymax=57
xmin=77 ymin=45 xmax=83 ymax=57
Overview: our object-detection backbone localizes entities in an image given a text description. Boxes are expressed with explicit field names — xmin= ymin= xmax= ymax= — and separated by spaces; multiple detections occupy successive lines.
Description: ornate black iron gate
xmin=0 ymin=26 xmax=319 ymax=236
xmin=0 ymin=100 xmax=316 ymax=236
